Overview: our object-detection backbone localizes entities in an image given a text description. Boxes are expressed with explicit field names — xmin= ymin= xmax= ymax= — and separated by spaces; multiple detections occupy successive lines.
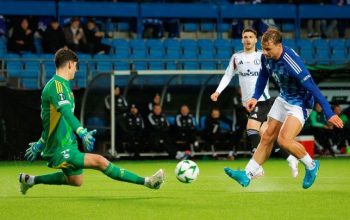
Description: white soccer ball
xmin=175 ymin=160 xmax=199 ymax=183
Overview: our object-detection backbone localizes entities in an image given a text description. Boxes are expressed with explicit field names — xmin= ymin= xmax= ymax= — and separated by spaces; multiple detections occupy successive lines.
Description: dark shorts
xmin=248 ymin=98 xmax=275 ymax=123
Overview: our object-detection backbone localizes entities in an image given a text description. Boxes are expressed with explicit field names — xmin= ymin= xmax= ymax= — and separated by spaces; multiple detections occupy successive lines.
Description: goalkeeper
xmin=19 ymin=48 xmax=164 ymax=195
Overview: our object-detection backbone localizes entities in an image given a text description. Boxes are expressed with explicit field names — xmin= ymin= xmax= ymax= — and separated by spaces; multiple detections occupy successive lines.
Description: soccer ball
xmin=175 ymin=160 xmax=199 ymax=183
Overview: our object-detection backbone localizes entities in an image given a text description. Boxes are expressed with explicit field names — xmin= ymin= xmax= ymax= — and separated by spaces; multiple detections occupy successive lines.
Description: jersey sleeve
xmin=216 ymin=54 xmax=236 ymax=93
xmin=283 ymin=51 xmax=334 ymax=119
xmin=252 ymin=54 xmax=269 ymax=100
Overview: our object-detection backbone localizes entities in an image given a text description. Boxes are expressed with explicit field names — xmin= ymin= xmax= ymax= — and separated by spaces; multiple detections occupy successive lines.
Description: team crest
xmin=58 ymin=93 xmax=65 ymax=101
xmin=254 ymin=59 xmax=260 ymax=65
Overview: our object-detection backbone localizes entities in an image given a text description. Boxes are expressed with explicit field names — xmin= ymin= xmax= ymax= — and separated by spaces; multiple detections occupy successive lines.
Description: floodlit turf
xmin=0 ymin=158 xmax=350 ymax=220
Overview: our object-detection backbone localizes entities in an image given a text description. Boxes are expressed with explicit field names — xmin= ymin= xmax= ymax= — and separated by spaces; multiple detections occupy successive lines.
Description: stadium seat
xmin=117 ymin=22 xmax=130 ymax=32
xmin=283 ymin=39 xmax=297 ymax=52
xmin=6 ymin=61 xmax=22 ymax=78
xmin=199 ymin=52 xmax=216 ymax=70
xmin=314 ymin=49 xmax=330 ymax=65
xmin=93 ymin=54 xmax=113 ymax=73
xmin=201 ymin=22 xmax=215 ymax=32
xmin=231 ymin=39 xmax=243 ymax=52
xmin=112 ymin=39 xmax=129 ymax=55
xmin=22 ymin=79 xmax=39 ymax=89
xmin=297 ymin=39 xmax=313 ymax=50
xmin=148 ymin=50 xmax=165 ymax=70
xmin=86 ymin=116 xmax=108 ymax=135
xmin=198 ymin=39 xmax=213 ymax=54
xmin=183 ymin=23 xmax=198 ymax=32
xmin=167 ymin=115 xmax=175 ymax=126
xmin=281 ymin=22 xmax=295 ymax=33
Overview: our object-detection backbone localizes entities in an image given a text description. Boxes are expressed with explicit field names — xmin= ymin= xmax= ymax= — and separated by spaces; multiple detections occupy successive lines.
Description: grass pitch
xmin=0 ymin=158 xmax=349 ymax=220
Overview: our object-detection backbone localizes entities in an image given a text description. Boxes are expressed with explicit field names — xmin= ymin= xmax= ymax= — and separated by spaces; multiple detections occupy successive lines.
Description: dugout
xmin=80 ymin=70 xmax=241 ymax=157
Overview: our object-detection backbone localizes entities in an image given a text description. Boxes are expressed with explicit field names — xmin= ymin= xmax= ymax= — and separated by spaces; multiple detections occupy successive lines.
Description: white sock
xmin=144 ymin=177 xmax=150 ymax=186
xmin=300 ymin=154 xmax=315 ymax=170
xmin=286 ymin=155 xmax=298 ymax=165
xmin=27 ymin=175 xmax=35 ymax=186
xmin=245 ymin=159 xmax=261 ymax=179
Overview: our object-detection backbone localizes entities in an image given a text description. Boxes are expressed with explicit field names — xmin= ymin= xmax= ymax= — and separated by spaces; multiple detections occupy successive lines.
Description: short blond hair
xmin=262 ymin=28 xmax=282 ymax=45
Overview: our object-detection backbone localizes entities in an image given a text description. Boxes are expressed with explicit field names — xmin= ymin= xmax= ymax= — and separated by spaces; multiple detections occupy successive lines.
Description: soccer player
xmin=224 ymin=29 xmax=343 ymax=189
xmin=211 ymin=28 xmax=299 ymax=178
xmin=19 ymin=48 xmax=164 ymax=195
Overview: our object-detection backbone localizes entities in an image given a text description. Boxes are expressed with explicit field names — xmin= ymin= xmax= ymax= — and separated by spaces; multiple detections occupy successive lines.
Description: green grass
xmin=0 ymin=158 xmax=350 ymax=220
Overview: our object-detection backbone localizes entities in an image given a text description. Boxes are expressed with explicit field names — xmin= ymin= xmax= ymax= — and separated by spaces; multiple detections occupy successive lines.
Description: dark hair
xmin=242 ymin=28 xmax=257 ymax=37
xmin=262 ymin=28 xmax=282 ymax=45
xmin=54 ymin=48 xmax=79 ymax=68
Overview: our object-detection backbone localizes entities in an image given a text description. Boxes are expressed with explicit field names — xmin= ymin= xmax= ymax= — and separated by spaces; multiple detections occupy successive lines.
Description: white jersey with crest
xmin=216 ymin=50 xmax=270 ymax=106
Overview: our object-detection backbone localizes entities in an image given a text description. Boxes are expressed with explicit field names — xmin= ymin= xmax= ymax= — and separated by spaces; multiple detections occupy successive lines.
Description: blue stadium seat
xmin=220 ymin=121 xmax=231 ymax=132
xmin=201 ymin=22 xmax=215 ymax=32
xmin=40 ymin=53 xmax=54 ymax=60
xmin=214 ymin=39 xmax=231 ymax=49
xmin=112 ymin=39 xmax=129 ymax=55
xmin=297 ymin=39 xmax=314 ymax=65
xmin=198 ymin=39 xmax=213 ymax=54
xmin=199 ymin=52 xmax=216 ymax=70
xmin=297 ymin=39 xmax=313 ymax=50
xmin=183 ymin=23 xmax=198 ymax=32
xmin=181 ymin=40 xmax=197 ymax=56
xmin=314 ymin=49 xmax=330 ymax=65
xmin=111 ymin=45 xmax=129 ymax=70
xmin=299 ymin=49 xmax=315 ymax=65
xmin=148 ymin=50 xmax=165 ymax=70
xmin=329 ymin=39 xmax=347 ymax=65
xmin=92 ymin=54 xmax=110 ymax=72
xmin=330 ymin=49 xmax=347 ymax=65
xmin=222 ymin=23 xmax=231 ymax=32
xmin=199 ymin=115 xmax=206 ymax=131
xmin=114 ymin=61 xmax=130 ymax=70
xmin=167 ymin=115 xmax=175 ymax=126
xmin=43 ymin=61 xmax=56 ymax=82
xmin=281 ymin=22 xmax=295 ymax=32
xmin=283 ymin=39 xmax=297 ymax=52
xmin=130 ymin=39 xmax=145 ymax=51
xmin=6 ymin=61 xmax=22 ymax=78
xmin=231 ymin=39 xmax=243 ymax=52
xmin=313 ymin=39 xmax=329 ymax=50
xmin=22 ymin=79 xmax=39 ymax=89
xmin=86 ymin=116 xmax=108 ymax=135
xmin=117 ymin=22 xmax=130 ymax=32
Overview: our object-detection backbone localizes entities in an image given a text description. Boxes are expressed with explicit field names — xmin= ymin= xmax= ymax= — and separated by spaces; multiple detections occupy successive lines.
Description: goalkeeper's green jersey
xmin=40 ymin=75 xmax=81 ymax=157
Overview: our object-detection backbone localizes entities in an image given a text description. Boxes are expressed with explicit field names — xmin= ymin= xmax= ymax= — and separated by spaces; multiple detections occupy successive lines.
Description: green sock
xmin=34 ymin=172 xmax=67 ymax=185
xmin=103 ymin=163 xmax=145 ymax=185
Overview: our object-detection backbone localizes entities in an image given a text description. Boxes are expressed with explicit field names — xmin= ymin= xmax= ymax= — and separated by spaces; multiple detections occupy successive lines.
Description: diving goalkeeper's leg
xmin=85 ymin=154 xmax=165 ymax=189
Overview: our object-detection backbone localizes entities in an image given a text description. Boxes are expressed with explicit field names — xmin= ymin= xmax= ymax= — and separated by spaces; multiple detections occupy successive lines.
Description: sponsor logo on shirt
xmin=58 ymin=100 xmax=70 ymax=106
xmin=239 ymin=70 xmax=259 ymax=76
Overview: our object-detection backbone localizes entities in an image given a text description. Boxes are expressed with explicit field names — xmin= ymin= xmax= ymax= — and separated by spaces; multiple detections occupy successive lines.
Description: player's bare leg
xmin=277 ymin=116 xmax=320 ymax=189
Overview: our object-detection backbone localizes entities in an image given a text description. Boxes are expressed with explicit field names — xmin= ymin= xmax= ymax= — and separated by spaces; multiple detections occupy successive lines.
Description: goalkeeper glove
xmin=24 ymin=138 xmax=45 ymax=162
xmin=77 ymin=127 xmax=97 ymax=152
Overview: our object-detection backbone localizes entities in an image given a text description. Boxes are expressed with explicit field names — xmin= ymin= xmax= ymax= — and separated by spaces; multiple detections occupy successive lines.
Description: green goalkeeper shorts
xmin=43 ymin=146 xmax=85 ymax=176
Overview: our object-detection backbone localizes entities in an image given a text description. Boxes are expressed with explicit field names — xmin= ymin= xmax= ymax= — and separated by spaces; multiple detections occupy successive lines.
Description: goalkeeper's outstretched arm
xmin=58 ymin=105 xmax=97 ymax=152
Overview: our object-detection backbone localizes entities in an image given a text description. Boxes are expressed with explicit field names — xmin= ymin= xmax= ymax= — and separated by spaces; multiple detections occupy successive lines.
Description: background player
xmin=19 ymin=48 xmax=164 ymax=195
xmin=211 ymin=28 xmax=299 ymax=178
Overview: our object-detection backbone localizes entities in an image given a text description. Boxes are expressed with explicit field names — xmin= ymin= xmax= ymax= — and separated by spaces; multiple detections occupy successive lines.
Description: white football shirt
xmin=216 ymin=50 xmax=270 ymax=106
